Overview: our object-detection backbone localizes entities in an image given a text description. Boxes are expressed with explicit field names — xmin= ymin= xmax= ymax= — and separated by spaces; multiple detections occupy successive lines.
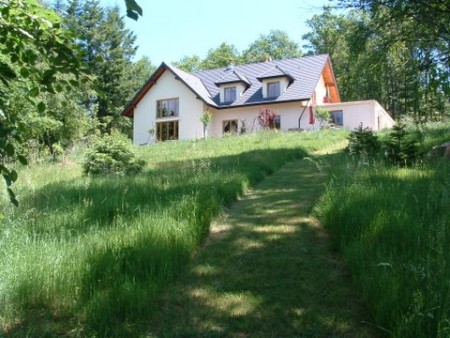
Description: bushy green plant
xmin=83 ymin=132 xmax=145 ymax=175
xmin=347 ymin=123 xmax=380 ymax=162
xmin=383 ymin=122 xmax=422 ymax=166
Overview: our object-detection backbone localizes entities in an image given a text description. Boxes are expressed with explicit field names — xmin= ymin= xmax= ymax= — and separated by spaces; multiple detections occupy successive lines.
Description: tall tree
xmin=242 ymin=30 xmax=301 ymax=63
xmin=60 ymin=0 xmax=138 ymax=132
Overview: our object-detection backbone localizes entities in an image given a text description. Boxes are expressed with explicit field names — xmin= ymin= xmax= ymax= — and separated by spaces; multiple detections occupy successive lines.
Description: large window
xmin=330 ymin=110 xmax=343 ymax=126
xmin=156 ymin=120 xmax=179 ymax=141
xmin=267 ymin=81 xmax=280 ymax=98
xmin=157 ymin=98 xmax=179 ymax=118
xmin=223 ymin=120 xmax=238 ymax=135
xmin=224 ymin=87 xmax=237 ymax=103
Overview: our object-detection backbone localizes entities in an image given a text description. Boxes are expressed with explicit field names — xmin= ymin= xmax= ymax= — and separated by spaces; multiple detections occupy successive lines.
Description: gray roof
xmin=122 ymin=54 xmax=333 ymax=117
xmin=214 ymin=69 xmax=251 ymax=87
xmin=256 ymin=65 xmax=294 ymax=82
xmin=193 ymin=54 xmax=330 ymax=108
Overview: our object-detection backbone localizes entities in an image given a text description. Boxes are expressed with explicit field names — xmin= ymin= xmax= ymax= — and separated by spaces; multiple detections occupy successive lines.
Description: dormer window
xmin=224 ymin=86 xmax=237 ymax=102
xmin=267 ymin=81 xmax=280 ymax=98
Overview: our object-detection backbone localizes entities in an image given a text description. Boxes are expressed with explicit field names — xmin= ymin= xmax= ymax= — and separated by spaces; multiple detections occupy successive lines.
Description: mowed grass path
xmin=147 ymin=152 xmax=377 ymax=337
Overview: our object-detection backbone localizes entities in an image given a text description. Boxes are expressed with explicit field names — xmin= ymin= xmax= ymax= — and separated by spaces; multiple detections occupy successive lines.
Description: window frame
xmin=222 ymin=119 xmax=238 ymax=135
xmin=267 ymin=81 xmax=280 ymax=98
xmin=330 ymin=110 xmax=343 ymax=126
xmin=156 ymin=98 xmax=179 ymax=118
xmin=223 ymin=86 xmax=237 ymax=103
xmin=156 ymin=120 xmax=179 ymax=141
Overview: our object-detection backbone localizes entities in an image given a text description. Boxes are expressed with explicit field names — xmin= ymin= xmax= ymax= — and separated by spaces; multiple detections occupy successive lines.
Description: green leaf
xmin=5 ymin=143 xmax=15 ymax=157
xmin=29 ymin=87 xmax=40 ymax=97
xmin=125 ymin=0 xmax=143 ymax=20
xmin=37 ymin=101 xmax=46 ymax=113
xmin=17 ymin=155 xmax=28 ymax=165
xmin=7 ymin=188 xmax=18 ymax=207
xmin=20 ymin=67 xmax=30 ymax=78
xmin=10 ymin=170 xmax=18 ymax=183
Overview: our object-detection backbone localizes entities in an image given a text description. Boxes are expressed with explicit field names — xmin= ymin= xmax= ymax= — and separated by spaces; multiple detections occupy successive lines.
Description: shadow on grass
xmin=145 ymin=152 xmax=378 ymax=338
xmin=4 ymin=147 xmax=312 ymax=337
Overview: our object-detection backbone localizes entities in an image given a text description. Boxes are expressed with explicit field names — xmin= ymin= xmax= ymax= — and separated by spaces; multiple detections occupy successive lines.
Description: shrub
xmin=83 ymin=132 xmax=145 ymax=175
xmin=383 ymin=122 xmax=422 ymax=166
xmin=347 ymin=123 xmax=380 ymax=163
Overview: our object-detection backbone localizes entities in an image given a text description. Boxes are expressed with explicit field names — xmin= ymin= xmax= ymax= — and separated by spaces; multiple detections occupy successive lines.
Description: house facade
xmin=122 ymin=54 xmax=394 ymax=144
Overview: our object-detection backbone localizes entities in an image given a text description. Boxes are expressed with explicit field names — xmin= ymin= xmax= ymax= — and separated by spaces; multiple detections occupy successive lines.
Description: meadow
xmin=0 ymin=130 xmax=346 ymax=336
xmin=315 ymin=122 xmax=450 ymax=337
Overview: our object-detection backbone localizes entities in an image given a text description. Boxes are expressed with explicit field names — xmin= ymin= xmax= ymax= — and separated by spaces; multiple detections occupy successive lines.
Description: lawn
xmin=0 ymin=130 xmax=347 ymax=337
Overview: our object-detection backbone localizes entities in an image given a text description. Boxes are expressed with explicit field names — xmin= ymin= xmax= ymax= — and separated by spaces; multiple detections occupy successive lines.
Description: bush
xmin=383 ymin=122 xmax=422 ymax=166
xmin=83 ymin=132 xmax=145 ymax=175
xmin=347 ymin=123 xmax=380 ymax=163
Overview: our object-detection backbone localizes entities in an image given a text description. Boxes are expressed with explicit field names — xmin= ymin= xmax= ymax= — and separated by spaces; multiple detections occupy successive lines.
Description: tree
xmin=0 ymin=0 xmax=83 ymax=205
xmin=201 ymin=42 xmax=241 ymax=69
xmin=243 ymin=30 xmax=301 ymax=63
xmin=173 ymin=55 xmax=202 ymax=73
xmin=60 ymin=0 xmax=140 ymax=133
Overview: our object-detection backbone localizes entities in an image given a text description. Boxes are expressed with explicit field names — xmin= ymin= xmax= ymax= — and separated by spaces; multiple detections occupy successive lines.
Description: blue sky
xmin=101 ymin=0 xmax=334 ymax=65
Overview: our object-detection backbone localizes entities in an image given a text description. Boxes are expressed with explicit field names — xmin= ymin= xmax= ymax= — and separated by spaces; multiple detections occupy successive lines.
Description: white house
xmin=122 ymin=54 xmax=395 ymax=144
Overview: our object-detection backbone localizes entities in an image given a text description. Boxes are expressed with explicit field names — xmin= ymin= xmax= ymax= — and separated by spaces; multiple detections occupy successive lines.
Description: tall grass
xmin=0 ymin=130 xmax=346 ymax=336
xmin=316 ymin=123 xmax=450 ymax=337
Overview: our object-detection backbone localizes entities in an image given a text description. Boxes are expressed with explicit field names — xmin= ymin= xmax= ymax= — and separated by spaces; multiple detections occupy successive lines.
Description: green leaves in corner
xmin=125 ymin=0 xmax=143 ymax=20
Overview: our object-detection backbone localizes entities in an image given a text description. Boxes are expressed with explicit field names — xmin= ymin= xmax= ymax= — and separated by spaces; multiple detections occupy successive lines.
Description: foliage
xmin=174 ymin=30 xmax=301 ymax=72
xmin=201 ymin=42 xmax=241 ymax=69
xmin=199 ymin=110 xmax=212 ymax=138
xmin=0 ymin=0 xmax=83 ymax=205
xmin=316 ymin=123 xmax=450 ymax=337
xmin=347 ymin=123 xmax=380 ymax=162
xmin=383 ymin=122 xmax=422 ymax=166
xmin=242 ymin=30 xmax=301 ymax=63
xmin=314 ymin=106 xmax=330 ymax=128
xmin=303 ymin=6 xmax=450 ymax=122
xmin=258 ymin=108 xmax=277 ymax=129
xmin=173 ymin=55 xmax=202 ymax=73
xmin=59 ymin=0 xmax=143 ymax=134
xmin=83 ymin=132 xmax=145 ymax=175
xmin=0 ymin=130 xmax=348 ymax=336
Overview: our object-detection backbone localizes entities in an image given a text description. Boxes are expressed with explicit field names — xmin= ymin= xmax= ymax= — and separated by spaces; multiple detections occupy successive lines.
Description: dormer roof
xmin=214 ymin=69 xmax=251 ymax=88
xmin=256 ymin=65 xmax=294 ymax=83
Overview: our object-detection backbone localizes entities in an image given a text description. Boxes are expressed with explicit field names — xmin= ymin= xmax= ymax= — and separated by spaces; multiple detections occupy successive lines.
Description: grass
xmin=145 ymin=151 xmax=376 ymax=337
xmin=0 ymin=130 xmax=348 ymax=337
xmin=315 ymin=122 xmax=450 ymax=338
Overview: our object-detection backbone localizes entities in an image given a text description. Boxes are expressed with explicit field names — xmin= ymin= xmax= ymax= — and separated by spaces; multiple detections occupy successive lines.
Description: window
xmin=267 ymin=81 xmax=280 ymax=98
xmin=157 ymin=98 xmax=179 ymax=118
xmin=274 ymin=115 xmax=281 ymax=130
xmin=156 ymin=120 xmax=179 ymax=141
xmin=224 ymin=87 xmax=237 ymax=102
xmin=330 ymin=110 xmax=343 ymax=126
xmin=223 ymin=120 xmax=238 ymax=135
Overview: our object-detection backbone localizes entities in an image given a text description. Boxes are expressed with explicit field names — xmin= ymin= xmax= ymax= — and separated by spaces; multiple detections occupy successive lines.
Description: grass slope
xmin=316 ymin=122 xmax=450 ymax=338
xmin=0 ymin=130 xmax=347 ymax=337
xmin=147 ymin=151 xmax=376 ymax=337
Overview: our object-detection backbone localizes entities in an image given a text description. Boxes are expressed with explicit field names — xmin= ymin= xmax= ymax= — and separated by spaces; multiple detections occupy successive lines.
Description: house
xmin=122 ymin=54 xmax=394 ymax=144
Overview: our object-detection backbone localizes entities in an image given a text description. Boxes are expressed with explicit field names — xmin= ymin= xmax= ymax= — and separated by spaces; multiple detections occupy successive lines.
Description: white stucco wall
xmin=133 ymin=70 xmax=205 ymax=144
xmin=209 ymin=101 xmax=315 ymax=137
xmin=318 ymin=100 xmax=395 ymax=131
xmin=314 ymin=75 xmax=327 ymax=104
